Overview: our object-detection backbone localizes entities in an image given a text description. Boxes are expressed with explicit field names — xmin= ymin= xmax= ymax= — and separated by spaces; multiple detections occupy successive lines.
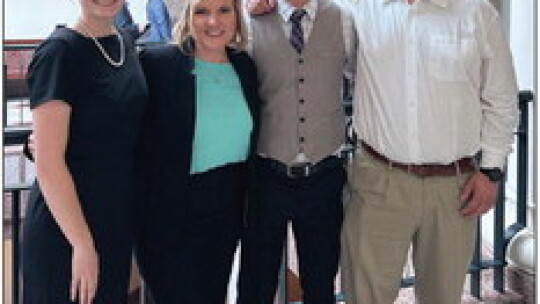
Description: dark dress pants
xmin=238 ymin=157 xmax=345 ymax=304
xmin=137 ymin=163 xmax=246 ymax=304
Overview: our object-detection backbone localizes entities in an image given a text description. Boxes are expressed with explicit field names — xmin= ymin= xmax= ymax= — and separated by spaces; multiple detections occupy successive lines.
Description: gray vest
xmin=251 ymin=0 xmax=347 ymax=165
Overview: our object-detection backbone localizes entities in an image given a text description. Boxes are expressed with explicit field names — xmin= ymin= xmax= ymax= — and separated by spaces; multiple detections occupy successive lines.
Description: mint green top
xmin=190 ymin=58 xmax=253 ymax=174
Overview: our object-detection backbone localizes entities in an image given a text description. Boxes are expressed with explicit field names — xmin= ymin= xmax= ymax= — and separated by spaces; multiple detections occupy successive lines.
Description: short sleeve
xmin=26 ymin=39 xmax=73 ymax=109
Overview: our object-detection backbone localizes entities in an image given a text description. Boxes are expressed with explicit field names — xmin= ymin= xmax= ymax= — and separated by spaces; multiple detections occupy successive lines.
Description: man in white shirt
xmin=344 ymin=0 xmax=518 ymax=303
xmin=246 ymin=0 xmax=518 ymax=303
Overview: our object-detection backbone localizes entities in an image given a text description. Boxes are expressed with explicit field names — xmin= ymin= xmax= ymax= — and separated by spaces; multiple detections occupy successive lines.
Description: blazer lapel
xmin=227 ymin=49 xmax=260 ymax=156
xmin=173 ymin=50 xmax=196 ymax=143
xmin=228 ymin=49 xmax=256 ymax=119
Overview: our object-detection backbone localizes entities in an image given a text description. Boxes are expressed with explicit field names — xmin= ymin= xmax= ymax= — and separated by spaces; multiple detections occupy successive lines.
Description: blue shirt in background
xmin=115 ymin=3 xmax=141 ymax=41
xmin=142 ymin=0 xmax=172 ymax=43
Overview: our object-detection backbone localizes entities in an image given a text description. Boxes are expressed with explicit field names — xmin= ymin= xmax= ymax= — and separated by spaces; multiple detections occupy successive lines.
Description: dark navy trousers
xmin=238 ymin=157 xmax=346 ymax=304
xmin=137 ymin=163 xmax=247 ymax=304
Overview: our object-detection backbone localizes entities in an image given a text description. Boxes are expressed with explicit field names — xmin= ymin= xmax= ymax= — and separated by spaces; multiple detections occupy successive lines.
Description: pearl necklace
xmin=78 ymin=22 xmax=125 ymax=68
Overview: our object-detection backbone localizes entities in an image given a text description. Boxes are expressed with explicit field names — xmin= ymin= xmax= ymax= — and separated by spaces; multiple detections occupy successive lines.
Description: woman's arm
xmin=32 ymin=100 xmax=98 ymax=304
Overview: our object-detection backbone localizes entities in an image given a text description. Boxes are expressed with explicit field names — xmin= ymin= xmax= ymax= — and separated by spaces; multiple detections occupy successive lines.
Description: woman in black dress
xmin=22 ymin=0 xmax=147 ymax=303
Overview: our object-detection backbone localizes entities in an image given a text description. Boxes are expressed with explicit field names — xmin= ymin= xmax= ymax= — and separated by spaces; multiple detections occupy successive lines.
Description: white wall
xmin=510 ymin=1 xmax=535 ymax=91
xmin=4 ymin=0 xmax=148 ymax=40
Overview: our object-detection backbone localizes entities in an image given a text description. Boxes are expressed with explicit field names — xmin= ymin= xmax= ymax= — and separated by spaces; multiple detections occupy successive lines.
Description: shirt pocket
xmin=428 ymin=36 xmax=476 ymax=82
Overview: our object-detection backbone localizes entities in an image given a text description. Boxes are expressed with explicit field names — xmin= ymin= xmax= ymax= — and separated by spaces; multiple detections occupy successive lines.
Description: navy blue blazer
xmin=135 ymin=45 xmax=261 ymax=243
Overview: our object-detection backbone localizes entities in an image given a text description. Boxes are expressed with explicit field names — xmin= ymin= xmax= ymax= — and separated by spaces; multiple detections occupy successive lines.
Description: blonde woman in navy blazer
xmin=134 ymin=0 xmax=260 ymax=303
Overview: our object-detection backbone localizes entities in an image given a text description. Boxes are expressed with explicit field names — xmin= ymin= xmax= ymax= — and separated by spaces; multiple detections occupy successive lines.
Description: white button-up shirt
xmin=277 ymin=0 xmax=319 ymax=40
xmin=350 ymin=0 xmax=518 ymax=168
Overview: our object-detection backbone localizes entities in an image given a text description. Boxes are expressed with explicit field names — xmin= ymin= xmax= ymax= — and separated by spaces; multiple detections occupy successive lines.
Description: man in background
xmin=115 ymin=2 xmax=148 ymax=41
xmin=142 ymin=0 xmax=172 ymax=43
xmin=115 ymin=0 xmax=172 ymax=44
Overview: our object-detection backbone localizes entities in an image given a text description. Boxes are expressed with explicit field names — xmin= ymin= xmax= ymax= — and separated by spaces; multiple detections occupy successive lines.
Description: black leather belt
xmin=257 ymin=155 xmax=343 ymax=179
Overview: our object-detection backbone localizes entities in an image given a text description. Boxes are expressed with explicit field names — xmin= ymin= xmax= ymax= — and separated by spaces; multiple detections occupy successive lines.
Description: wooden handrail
xmin=3 ymin=39 xmax=42 ymax=45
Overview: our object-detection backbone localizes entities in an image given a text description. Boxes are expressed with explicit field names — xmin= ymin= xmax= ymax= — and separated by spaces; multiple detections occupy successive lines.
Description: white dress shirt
xmin=350 ymin=0 xmax=518 ymax=169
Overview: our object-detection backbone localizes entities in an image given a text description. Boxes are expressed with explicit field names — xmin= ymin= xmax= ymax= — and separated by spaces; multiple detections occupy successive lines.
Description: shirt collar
xmin=382 ymin=0 xmax=448 ymax=8
xmin=277 ymin=0 xmax=318 ymax=23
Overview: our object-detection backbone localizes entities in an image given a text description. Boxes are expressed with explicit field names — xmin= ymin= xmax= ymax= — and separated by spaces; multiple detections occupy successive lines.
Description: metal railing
xmin=4 ymin=184 xmax=31 ymax=304
xmin=2 ymin=42 xmax=535 ymax=304
xmin=469 ymin=90 xmax=534 ymax=297
xmin=392 ymin=91 xmax=533 ymax=299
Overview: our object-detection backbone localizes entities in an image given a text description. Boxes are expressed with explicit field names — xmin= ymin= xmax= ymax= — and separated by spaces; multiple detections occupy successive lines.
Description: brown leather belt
xmin=361 ymin=142 xmax=476 ymax=177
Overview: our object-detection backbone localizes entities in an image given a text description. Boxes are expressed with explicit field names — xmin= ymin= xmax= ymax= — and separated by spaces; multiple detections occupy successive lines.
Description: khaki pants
xmin=341 ymin=152 xmax=477 ymax=304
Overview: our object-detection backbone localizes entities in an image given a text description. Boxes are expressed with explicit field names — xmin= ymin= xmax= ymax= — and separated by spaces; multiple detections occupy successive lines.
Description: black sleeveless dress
xmin=22 ymin=27 xmax=147 ymax=304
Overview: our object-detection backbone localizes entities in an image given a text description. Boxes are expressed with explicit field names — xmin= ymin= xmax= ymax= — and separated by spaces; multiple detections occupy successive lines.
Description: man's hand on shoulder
xmin=247 ymin=0 xmax=277 ymax=16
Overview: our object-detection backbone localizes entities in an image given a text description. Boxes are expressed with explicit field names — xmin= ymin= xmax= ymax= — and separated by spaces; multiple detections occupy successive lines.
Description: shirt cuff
xmin=480 ymin=151 xmax=507 ymax=169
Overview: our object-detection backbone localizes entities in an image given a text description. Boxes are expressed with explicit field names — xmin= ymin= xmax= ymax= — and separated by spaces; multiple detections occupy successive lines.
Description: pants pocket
xmin=348 ymin=155 xmax=389 ymax=207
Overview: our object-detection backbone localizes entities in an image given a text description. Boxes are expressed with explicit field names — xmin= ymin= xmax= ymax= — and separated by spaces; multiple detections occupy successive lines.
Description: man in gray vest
xmin=237 ymin=0 xmax=355 ymax=303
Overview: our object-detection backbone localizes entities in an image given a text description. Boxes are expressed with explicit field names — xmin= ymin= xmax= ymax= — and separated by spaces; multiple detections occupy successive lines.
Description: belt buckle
xmin=287 ymin=162 xmax=311 ymax=179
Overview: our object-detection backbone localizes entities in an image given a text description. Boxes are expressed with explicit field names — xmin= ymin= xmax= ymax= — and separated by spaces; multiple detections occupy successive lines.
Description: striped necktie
xmin=289 ymin=9 xmax=306 ymax=53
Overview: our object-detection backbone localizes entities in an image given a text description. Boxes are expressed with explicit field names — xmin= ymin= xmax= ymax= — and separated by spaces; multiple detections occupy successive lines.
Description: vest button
xmin=300 ymin=117 xmax=305 ymax=123
xmin=299 ymin=78 xmax=304 ymax=83
xmin=299 ymin=137 xmax=305 ymax=143
xmin=299 ymin=99 xmax=305 ymax=104
xmin=298 ymin=58 xmax=304 ymax=64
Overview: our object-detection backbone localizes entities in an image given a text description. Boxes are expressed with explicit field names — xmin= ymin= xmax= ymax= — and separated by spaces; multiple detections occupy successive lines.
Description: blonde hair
xmin=171 ymin=0 xmax=248 ymax=54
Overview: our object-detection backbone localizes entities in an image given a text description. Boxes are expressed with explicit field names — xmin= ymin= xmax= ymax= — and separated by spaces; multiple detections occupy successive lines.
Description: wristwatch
xmin=479 ymin=168 xmax=504 ymax=182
